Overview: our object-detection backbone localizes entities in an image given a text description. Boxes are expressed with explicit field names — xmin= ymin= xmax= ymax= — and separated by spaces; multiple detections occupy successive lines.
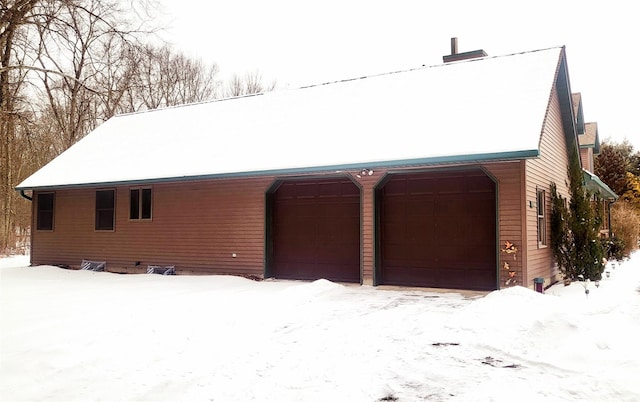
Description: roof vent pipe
xmin=451 ymin=37 xmax=458 ymax=55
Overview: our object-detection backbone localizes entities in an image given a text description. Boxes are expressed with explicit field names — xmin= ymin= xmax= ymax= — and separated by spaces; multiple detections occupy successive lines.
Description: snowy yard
xmin=1 ymin=255 xmax=639 ymax=401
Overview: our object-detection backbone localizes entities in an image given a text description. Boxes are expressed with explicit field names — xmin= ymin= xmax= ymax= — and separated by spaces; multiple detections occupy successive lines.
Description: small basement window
xmin=36 ymin=192 xmax=55 ymax=231
xmin=537 ymin=189 xmax=547 ymax=246
xmin=130 ymin=188 xmax=152 ymax=220
xmin=95 ymin=189 xmax=115 ymax=231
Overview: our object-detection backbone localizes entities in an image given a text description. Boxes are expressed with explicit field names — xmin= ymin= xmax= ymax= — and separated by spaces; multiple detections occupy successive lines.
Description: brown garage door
xmin=269 ymin=178 xmax=360 ymax=283
xmin=378 ymin=169 xmax=496 ymax=290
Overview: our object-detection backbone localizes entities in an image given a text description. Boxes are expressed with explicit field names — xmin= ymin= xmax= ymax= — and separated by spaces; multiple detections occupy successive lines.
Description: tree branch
xmin=0 ymin=64 xmax=100 ymax=94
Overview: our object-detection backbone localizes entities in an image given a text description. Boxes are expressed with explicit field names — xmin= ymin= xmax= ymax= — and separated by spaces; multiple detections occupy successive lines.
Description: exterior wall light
xmin=356 ymin=168 xmax=374 ymax=178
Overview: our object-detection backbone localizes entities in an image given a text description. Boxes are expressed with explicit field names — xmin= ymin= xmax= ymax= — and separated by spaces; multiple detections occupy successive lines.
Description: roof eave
xmin=555 ymin=47 xmax=582 ymax=169
xmin=583 ymin=169 xmax=618 ymax=200
xmin=15 ymin=149 xmax=540 ymax=191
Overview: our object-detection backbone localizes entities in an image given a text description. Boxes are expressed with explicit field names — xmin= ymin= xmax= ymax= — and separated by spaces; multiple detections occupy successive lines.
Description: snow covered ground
xmin=1 ymin=254 xmax=639 ymax=402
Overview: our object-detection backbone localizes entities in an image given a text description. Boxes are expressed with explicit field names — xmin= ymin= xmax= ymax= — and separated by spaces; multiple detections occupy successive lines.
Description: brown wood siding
xmin=31 ymin=177 xmax=274 ymax=276
xmin=483 ymin=161 xmax=524 ymax=289
xmin=525 ymin=87 xmax=572 ymax=288
xmin=31 ymin=161 xmax=526 ymax=290
xmin=358 ymin=173 xmax=378 ymax=285
xmin=579 ymin=147 xmax=594 ymax=173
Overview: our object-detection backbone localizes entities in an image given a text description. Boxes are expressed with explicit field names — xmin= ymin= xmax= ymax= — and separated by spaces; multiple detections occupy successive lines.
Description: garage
xmin=377 ymin=169 xmax=497 ymax=290
xmin=268 ymin=177 xmax=361 ymax=283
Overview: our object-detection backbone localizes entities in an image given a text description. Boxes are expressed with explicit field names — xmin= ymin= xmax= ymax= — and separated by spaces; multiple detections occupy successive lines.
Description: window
xmin=129 ymin=188 xmax=152 ymax=220
xmin=36 ymin=192 xmax=55 ymax=231
xmin=537 ymin=189 xmax=546 ymax=246
xmin=95 ymin=190 xmax=115 ymax=231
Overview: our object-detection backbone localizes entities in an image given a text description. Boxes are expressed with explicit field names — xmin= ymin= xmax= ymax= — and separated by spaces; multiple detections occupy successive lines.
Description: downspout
xmin=19 ymin=189 xmax=32 ymax=201
xmin=18 ymin=189 xmax=34 ymax=265
xmin=607 ymin=197 xmax=616 ymax=237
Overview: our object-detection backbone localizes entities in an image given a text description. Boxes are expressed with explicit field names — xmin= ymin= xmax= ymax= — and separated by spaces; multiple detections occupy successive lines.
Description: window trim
xmin=129 ymin=187 xmax=153 ymax=221
xmin=95 ymin=189 xmax=116 ymax=231
xmin=36 ymin=192 xmax=55 ymax=231
xmin=537 ymin=188 xmax=547 ymax=247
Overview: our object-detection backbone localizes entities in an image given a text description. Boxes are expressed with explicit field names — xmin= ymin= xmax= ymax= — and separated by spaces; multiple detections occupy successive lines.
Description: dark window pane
xmin=96 ymin=190 xmax=114 ymax=209
xmin=130 ymin=189 xmax=140 ymax=219
xmin=37 ymin=193 xmax=55 ymax=231
xmin=95 ymin=190 xmax=115 ymax=230
xmin=39 ymin=193 xmax=54 ymax=211
xmin=141 ymin=189 xmax=152 ymax=219
xmin=96 ymin=211 xmax=114 ymax=230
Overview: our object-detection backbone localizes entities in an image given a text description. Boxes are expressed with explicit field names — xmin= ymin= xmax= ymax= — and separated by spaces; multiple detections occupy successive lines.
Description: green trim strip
xmin=583 ymin=170 xmax=618 ymax=200
xmin=16 ymin=149 xmax=540 ymax=191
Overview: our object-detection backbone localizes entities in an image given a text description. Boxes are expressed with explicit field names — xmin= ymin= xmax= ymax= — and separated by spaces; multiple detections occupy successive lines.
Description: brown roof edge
xmin=443 ymin=49 xmax=489 ymax=63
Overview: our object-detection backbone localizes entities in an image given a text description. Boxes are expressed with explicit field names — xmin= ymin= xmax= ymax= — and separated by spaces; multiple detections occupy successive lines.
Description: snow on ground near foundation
xmin=1 ymin=254 xmax=639 ymax=401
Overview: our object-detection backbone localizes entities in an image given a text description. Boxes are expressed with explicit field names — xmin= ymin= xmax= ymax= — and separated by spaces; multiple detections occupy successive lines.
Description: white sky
xmin=157 ymin=0 xmax=639 ymax=151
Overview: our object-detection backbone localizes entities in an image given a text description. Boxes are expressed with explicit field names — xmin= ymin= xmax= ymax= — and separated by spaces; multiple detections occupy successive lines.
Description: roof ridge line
xmin=296 ymin=45 xmax=565 ymax=90
xmin=114 ymin=92 xmax=266 ymax=118
xmin=114 ymin=45 xmax=565 ymax=118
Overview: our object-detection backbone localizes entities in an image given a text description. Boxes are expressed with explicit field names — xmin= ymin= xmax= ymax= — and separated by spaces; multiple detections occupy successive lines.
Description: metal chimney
xmin=451 ymin=37 xmax=459 ymax=55
xmin=443 ymin=38 xmax=487 ymax=63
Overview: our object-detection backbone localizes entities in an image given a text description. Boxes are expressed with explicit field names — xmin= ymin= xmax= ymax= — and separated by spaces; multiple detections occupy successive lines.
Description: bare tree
xmin=126 ymin=44 xmax=220 ymax=110
xmin=225 ymin=70 xmax=276 ymax=98
xmin=0 ymin=0 xmax=275 ymax=252
xmin=0 ymin=0 xmax=156 ymax=252
xmin=90 ymin=38 xmax=139 ymax=119
xmin=1 ymin=0 xmax=40 ymax=252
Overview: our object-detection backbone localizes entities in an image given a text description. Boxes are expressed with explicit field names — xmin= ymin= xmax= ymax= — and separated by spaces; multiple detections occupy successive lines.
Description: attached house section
xmin=30 ymin=178 xmax=273 ymax=275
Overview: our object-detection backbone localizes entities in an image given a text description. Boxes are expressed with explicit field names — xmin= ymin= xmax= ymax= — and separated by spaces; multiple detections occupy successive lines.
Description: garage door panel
xmin=383 ymin=179 xmax=406 ymax=195
xmin=381 ymin=221 xmax=406 ymax=239
xmin=318 ymin=182 xmax=341 ymax=197
xmin=335 ymin=218 xmax=360 ymax=243
xmin=472 ymin=198 xmax=496 ymax=215
xmin=436 ymin=196 xmax=466 ymax=215
xmin=273 ymin=261 xmax=357 ymax=282
xmin=331 ymin=202 xmax=360 ymax=217
xmin=437 ymin=177 xmax=465 ymax=194
xmin=382 ymin=198 xmax=407 ymax=216
xmin=467 ymin=175 xmax=495 ymax=193
xmin=467 ymin=245 xmax=496 ymax=263
xmin=294 ymin=183 xmax=321 ymax=198
xmin=271 ymin=178 xmax=360 ymax=283
xmin=380 ymin=169 xmax=497 ymax=290
xmin=340 ymin=181 xmax=360 ymax=196
xmin=473 ymin=224 xmax=496 ymax=241
xmin=383 ymin=244 xmax=406 ymax=262
xmin=435 ymin=246 xmax=465 ymax=265
xmin=461 ymin=267 xmax=498 ymax=290
xmin=322 ymin=247 xmax=359 ymax=264
xmin=406 ymin=197 xmax=435 ymax=216
xmin=406 ymin=224 xmax=434 ymax=249
xmin=407 ymin=177 xmax=436 ymax=195
xmin=434 ymin=221 xmax=461 ymax=240
xmin=383 ymin=265 xmax=445 ymax=287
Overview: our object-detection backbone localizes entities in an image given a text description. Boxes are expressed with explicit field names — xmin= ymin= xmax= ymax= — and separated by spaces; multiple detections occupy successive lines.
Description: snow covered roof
xmin=17 ymin=47 xmax=566 ymax=190
xmin=579 ymin=122 xmax=600 ymax=153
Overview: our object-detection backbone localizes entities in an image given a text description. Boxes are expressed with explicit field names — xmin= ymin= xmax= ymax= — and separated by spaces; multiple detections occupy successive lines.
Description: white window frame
xmin=537 ymin=188 xmax=547 ymax=247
